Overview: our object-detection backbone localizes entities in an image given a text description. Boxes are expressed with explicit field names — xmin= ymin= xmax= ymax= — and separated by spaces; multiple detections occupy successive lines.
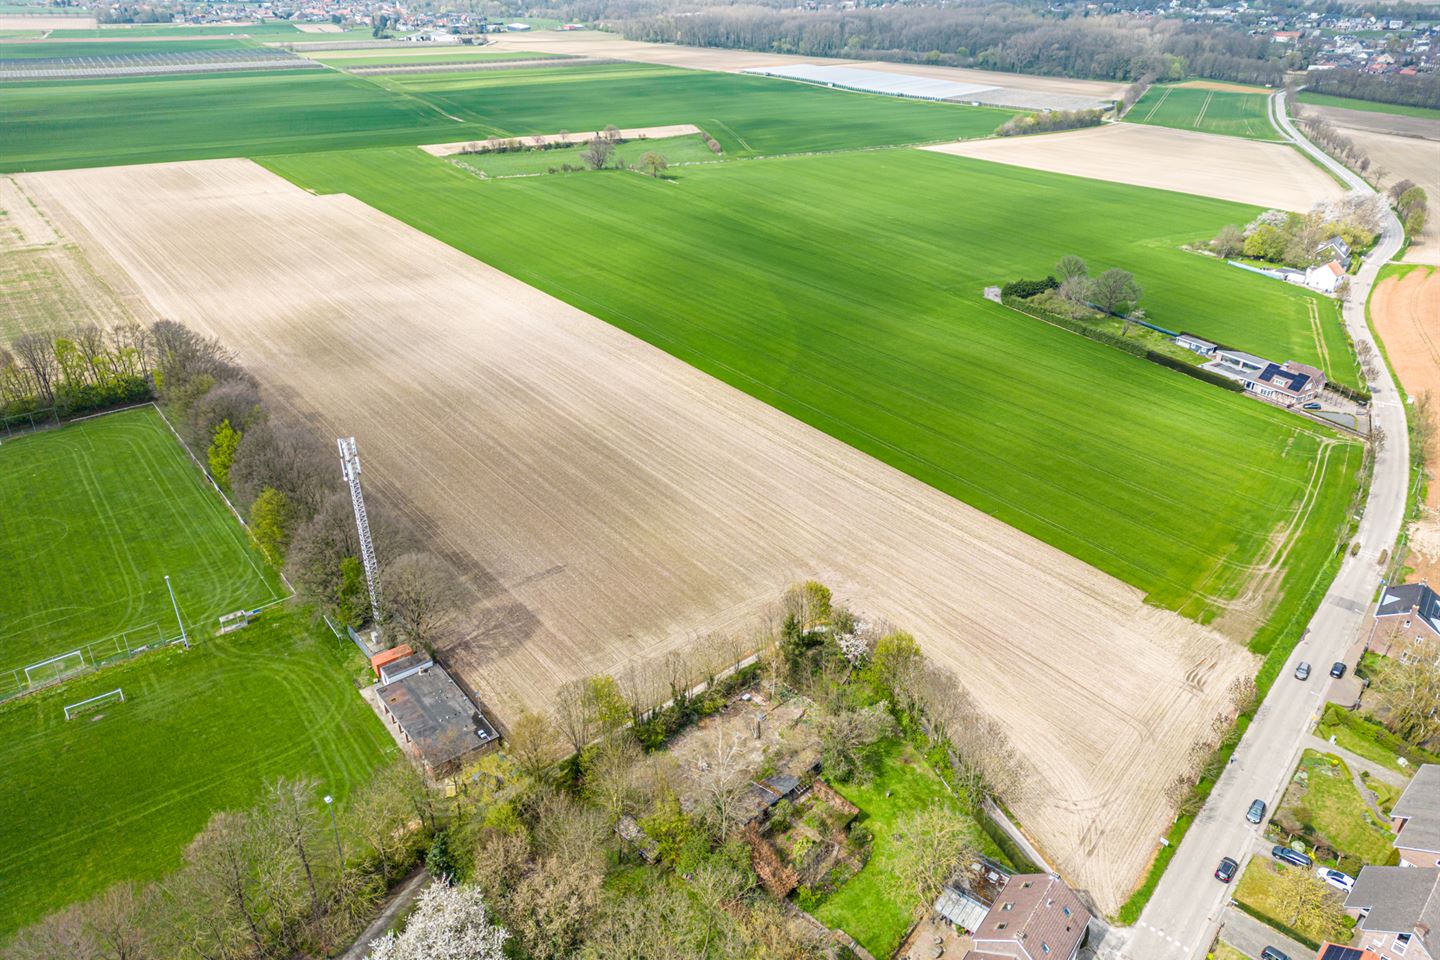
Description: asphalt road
xmin=1112 ymin=92 xmax=1411 ymax=960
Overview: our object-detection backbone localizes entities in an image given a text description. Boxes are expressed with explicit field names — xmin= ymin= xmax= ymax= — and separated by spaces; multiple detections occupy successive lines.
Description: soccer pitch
xmin=0 ymin=406 xmax=285 ymax=684
xmin=1125 ymin=84 xmax=1281 ymax=141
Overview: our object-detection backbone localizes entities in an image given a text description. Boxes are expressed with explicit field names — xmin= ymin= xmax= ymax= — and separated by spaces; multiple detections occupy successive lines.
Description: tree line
xmin=567 ymin=1 xmax=1285 ymax=85
xmin=1304 ymin=69 xmax=1440 ymax=111
xmin=995 ymin=108 xmax=1104 ymax=137
xmin=0 ymin=323 xmax=155 ymax=421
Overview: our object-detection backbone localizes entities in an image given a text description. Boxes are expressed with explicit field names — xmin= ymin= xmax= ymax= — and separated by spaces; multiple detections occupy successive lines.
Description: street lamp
xmin=164 ymin=575 xmax=188 ymax=650
xmin=324 ymin=794 xmax=343 ymax=866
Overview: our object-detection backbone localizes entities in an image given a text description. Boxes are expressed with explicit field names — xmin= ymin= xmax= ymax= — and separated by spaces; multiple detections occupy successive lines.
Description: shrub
xmin=1000 ymin=276 xmax=1059 ymax=299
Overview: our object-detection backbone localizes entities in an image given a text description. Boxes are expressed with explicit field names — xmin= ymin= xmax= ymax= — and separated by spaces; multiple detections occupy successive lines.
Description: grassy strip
xmin=1296 ymin=91 xmax=1440 ymax=121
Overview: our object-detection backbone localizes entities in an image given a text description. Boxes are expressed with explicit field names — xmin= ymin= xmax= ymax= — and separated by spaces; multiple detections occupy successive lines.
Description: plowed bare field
xmin=924 ymin=123 xmax=1345 ymax=212
xmin=21 ymin=158 xmax=1257 ymax=913
xmin=1371 ymin=267 xmax=1440 ymax=506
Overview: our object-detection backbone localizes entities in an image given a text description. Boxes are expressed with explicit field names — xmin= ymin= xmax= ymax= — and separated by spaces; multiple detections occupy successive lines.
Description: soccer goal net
xmin=24 ymin=649 xmax=86 ymax=689
xmin=64 ymin=688 xmax=125 ymax=720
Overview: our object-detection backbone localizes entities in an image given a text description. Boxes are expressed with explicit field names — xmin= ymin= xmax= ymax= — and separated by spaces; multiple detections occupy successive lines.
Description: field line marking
xmin=1193 ymin=90 xmax=1214 ymax=128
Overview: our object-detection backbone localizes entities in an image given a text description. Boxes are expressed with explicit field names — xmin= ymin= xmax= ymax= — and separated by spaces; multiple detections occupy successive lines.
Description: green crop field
xmin=264 ymin=145 xmax=1361 ymax=622
xmin=0 ymin=407 xmax=393 ymax=936
xmin=1126 ymin=84 xmax=1281 ymax=140
xmin=305 ymin=48 xmax=565 ymax=68
xmin=0 ymin=407 xmax=284 ymax=676
xmin=1296 ymin=91 xmax=1440 ymax=121
xmin=0 ymin=63 xmax=1012 ymax=172
xmin=0 ymin=36 xmax=257 ymax=58
xmin=453 ymin=133 xmax=718 ymax=176
xmin=44 ymin=22 xmax=315 ymax=39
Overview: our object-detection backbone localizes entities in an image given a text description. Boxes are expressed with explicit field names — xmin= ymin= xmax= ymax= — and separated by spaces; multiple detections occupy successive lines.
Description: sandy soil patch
xmin=1370 ymin=267 xmax=1440 ymax=506
xmin=0 ymin=176 xmax=154 ymax=339
xmin=480 ymin=31 xmax=1124 ymax=98
xmin=420 ymin=123 xmax=702 ymax=156
xmin=1177 ymin=79 xmax=1273 ymax=94
xmin=1407 ymin=509 xmax=1440 ymax=585
xmin=21 ymin=157 xmax=1256 ymax=913
xmin=923 ymin=123 xmax=1345 ymax=212
xmin=293 ymin=23 xmax=343 ymax=33
xmin=0 ymin=14 xmax=95 ymax=30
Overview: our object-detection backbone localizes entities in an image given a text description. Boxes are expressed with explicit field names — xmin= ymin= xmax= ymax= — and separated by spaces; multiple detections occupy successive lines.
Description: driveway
xmin=1220 ymin=905 xmax=1312 ymax=960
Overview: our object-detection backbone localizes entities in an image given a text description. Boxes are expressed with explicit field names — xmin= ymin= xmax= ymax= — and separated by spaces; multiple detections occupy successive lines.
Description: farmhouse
xmin=1203 ymin=349 xmax=1326 ymax=407
xmin=376 ymin=662 xmax=499 ymax=774
xmin=965 ymin=872 xmax=1092 ymax=960
xmin=1306 ymin=260 xmax=1347 ymax=294
xmin=1371 ymin=582 xmax=1440 ymax=663
xmin=1317 ymin=236 xmax=1353 ymax=268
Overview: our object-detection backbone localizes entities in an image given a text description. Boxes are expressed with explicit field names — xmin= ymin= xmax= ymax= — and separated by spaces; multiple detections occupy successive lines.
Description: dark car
xmin=1303 ymin=402 xmax=1322 ymax=410
xmin=1330 ymin=661 xmax=1347 ymax=679
xmin=1247 ymin=799 xmax=1267 ymax=824
xmin=1214 ymin=857 xmax=1238 ymax=883
xmin=1295 ymin=661 xmax=1312 ymax=680
xmin=1260 ymin=948 xmax=1291 ymax=960
xmin=1272 ymin=845 xmax=1313 ymax=868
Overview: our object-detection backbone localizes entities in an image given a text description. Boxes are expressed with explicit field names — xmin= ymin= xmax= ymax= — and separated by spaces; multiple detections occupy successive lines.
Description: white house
xmin=1305 ymin=261 xmax=1345 ymax=294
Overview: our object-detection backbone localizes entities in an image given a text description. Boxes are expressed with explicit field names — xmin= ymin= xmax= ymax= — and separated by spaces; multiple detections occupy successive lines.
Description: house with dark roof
xmin=1318 ymin=236 xmax=1353 ymax=268
xmin=376 ymin=663 xmax=499 ymax=774
xmin=1391 ymin=765 xmax=1440 ymax=868
xmin=1344 ymin=866 xmax=1440 ymax=960
xmin=1371 ymin=582 xmax=1440 ymax=670
xmin=1317 ymin=945 xmax=1381 ymax=960
xmin=964 ymin=872 xmax=1092 ymax=960
xmin=1203 ymin=350 xmax=1326 ymax=407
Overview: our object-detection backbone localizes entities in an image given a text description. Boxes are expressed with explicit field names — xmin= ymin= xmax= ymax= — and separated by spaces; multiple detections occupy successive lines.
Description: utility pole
xmin=165 ymin=575 xmax=188 ymax=650
xmin=324 ymin=794 xmax=344 ymax=865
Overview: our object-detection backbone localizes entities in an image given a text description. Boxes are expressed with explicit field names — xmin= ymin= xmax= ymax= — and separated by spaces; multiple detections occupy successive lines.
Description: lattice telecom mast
xmin=337 ymin=437 xmax=383 ymax=627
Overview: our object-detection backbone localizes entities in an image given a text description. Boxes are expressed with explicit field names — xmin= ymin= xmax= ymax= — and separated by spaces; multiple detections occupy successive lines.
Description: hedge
xmin=1000 ymin=276 xmax=1059 ymax=299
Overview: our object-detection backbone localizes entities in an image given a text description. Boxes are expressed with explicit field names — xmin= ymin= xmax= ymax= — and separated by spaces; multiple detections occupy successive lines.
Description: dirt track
xmin=1371 ymin=267 xmax=1439 ymax=507
xmin=21 ymin=158 xmax=1257 ymax=913
xmin=923 ymin=123 xmax=1345 ymax=212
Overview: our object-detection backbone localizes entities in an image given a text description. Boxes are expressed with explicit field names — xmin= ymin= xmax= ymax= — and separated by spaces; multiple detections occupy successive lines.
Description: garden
xmin=1269 ymin=749 xmax=1398 ymax=872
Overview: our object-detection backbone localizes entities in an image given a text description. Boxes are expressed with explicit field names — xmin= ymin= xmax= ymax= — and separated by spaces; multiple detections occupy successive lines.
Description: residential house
xmin=1204 ymin=349 xmax=1326 ymax=407
xmin=1318 ymin=236 xmax=1353 ymax=268
xmin=1306 ymin=260 xmax=1347 ymax=294
xmin=1371 ymin=582 xmax=1440 ymax=663
xmin=964 ymin=872 xmax=1092 ymax=960
xmin=1317 ymin=946 xmax=1382 ymax=960
xmin=1345 ymin=867 xmax=1440 ymax=960
xmin=1391 ymin=765 xmax=1440 ymax=868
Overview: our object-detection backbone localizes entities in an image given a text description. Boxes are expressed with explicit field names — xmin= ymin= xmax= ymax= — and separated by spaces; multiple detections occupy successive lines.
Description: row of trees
xmin=596 ymin=2 xmax=1285 ymax=84
xmin=1005 ymin=256 xmax=1145 ymax=330
xmin=995 ymin=107 xmax=1104 ymax=137
xmin=1389 ymin=178 xmax=1429 ymax=243
xmin=0 ymin=323 xmax=155 ymax=420
xmin=1304 ymin=68 xmax=1440 ymax=111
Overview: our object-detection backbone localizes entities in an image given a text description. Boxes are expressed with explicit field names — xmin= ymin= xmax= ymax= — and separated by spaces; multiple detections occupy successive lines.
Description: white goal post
xmin=65 ymin=688 xmax=125 ymax=720
xmin=25 ymin=649 xmax=85 ymax=688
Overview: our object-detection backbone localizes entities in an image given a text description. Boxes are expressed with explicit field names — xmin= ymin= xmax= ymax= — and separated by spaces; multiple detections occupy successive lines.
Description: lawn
xmin=264 ymin=145 xmax=1362 ymax=622
xmin=1234 ymin=859 xmax=1353 ymax=946
xmin=450 ymin=133 xmax=719 ymax=177
xmin=1211 ymin=942 xmax=1250 ymax=960
xmin=812 ymin=742 xmax=997 ymax=957
xmin=380 ymin=62 xmax=1016 ymax=156
xmin=1126 ymin=84 xmax=1282 ymax=140
xmin=0 ymin=603 xmax=395 ymax=937
xmin=1296 ymin=91 xmax=1440 ymax=121
xmin=1280 ymin=750 xmax=1397 ymax=865
xmin=0 ymin=406 xmax=285 ymax=681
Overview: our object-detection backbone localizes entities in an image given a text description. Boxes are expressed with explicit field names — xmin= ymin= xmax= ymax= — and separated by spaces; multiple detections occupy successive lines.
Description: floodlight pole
xmin=165 ymin=575 xmax=189 ymax=650
xmin=324 ymin=794 xmax=344 ymax=865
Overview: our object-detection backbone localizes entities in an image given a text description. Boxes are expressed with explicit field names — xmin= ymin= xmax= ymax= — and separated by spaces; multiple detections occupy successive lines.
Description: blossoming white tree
xmin=369 ymin=881 xmax=509 ymax=960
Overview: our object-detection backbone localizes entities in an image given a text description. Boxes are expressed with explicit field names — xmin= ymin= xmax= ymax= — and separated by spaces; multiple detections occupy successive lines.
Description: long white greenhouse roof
xmin=743 ymin=64 xmax=999 ymax=102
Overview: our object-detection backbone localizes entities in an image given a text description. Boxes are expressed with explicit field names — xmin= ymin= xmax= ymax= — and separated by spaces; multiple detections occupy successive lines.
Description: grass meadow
xmin=0 ymin=406 xmax=284 ymax=677
xmin=304 ymin=48 xmax=566 ymax=68
xmin=0 ymin=407 xmax=393 ymax=935
xmin=0 ymin=36 xmax=257 ymax=58
xmin=1126 ymin=84 xmax=1281 ymax=140
xmin=264 ymin=145 xmax=1362 ymax=623
xmin=1296 ymin=91 xmax=1440 ymax=121
xmin=0 ymin=62 xmax=1012 ymax=172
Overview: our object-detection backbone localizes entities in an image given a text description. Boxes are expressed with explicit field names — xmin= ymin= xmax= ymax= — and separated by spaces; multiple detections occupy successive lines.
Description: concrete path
xmin=339 ymin=868 xmax=431 ymax=960
xmin=1220 ymin=905 xmax=1311 ymax=960
xmin=1119 ymin=91 xmax=1410 ymax=960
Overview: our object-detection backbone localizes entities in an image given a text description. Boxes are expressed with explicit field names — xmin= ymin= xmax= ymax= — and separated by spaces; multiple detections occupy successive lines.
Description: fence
xmin=0 ymin=623 xmax=180 ymax=706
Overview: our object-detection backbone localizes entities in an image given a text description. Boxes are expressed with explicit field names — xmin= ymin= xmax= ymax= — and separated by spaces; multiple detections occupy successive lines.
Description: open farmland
xmin=0 ymin=407 xmax=284 ymax=673
xmin=1125 ymin=83 xmax=1281 ymax=140
xmin=301 ymin=47 xmax=566 ymax=68
xmin=1296 ymin=91 xmax=1440 ymax=121
xmin=17 ymin=156 xmax=1293 ymax=912
xmin=0 ymin=62 xmax=1010 ymax=172
xmin=0 ymin=409 xmax=392 ymax=935
xmin=0 ymin=37 xmax=258 ymax=58
xmin=924 ymin=123 xmax=1343 ymax=212
xmin=1370 ymin=266 xmax=1440 ymax=507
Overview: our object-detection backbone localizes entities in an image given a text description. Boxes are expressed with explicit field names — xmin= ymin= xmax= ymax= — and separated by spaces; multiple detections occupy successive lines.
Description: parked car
xmin=1215 ymin=857 xmax=1239 ymax=883
xmin=1316 ymin=867 xmax=1356 ymax=892
xmin=1273 ymin=845 xmax=1313 ymax=868
xmin=1330 ymin=661 xmax=1347 ymax=679
xmin=1261 ymin=948 xmax=1291 ymax=960
xmin=1303 ymin=402 xmax=1322 ymax=410
xmin=1295 ymin=661 xmax=1312 ymax=680
xmin=1247 ymin=799 xmax=1267 ymax=824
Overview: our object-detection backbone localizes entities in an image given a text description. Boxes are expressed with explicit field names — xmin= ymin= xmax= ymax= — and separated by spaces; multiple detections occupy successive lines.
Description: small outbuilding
xmin=379 ymin=651 xmax=433 ymax=686
xmin=370 ymin=644 xmax=414 ymax=678
xmin=1175 ymin=334 xmax=1217 ymax=357
xmin=377 ymin=664 xmax=499 ymax=774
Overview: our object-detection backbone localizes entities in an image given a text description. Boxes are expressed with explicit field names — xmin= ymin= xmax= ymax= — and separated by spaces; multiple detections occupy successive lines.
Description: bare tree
xmin=383 ymin=552 xmax=462 ymax=651
xmin=505 ymin=708 xmax=562 ymax=781
xmin=349 ymin=768 xmax=415 ymax=887
xmin=263 ymin=777 xmax=327 ymax=922
xmin=888 ymin=806 xmax=979 ymax=918
xmin=1270 ymin=865 xmax=1349 ymax=941
xmin=580 ymin=138 xmax=614 ymax=171
xmin=1371 ymin=635 xmax=1440 ymax=747
xmin=691 ymin=727 xmax=752 ymax=842
xmin=552 ymin=678 xmax=593 ymax=755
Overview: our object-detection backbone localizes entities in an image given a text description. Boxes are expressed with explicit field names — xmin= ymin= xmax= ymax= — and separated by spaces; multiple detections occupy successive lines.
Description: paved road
xmin=1114 ymin=92 xmax=1411 ymax=960
xmin=1220 ymin=905 xmax=1312 ymax=960
xmin=339 ymin=868 xmax=431 ymax=960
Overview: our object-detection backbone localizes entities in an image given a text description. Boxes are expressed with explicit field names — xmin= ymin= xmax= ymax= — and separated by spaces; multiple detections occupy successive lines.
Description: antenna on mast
xmin=337 ymin=437 xmax=383 ymax=628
